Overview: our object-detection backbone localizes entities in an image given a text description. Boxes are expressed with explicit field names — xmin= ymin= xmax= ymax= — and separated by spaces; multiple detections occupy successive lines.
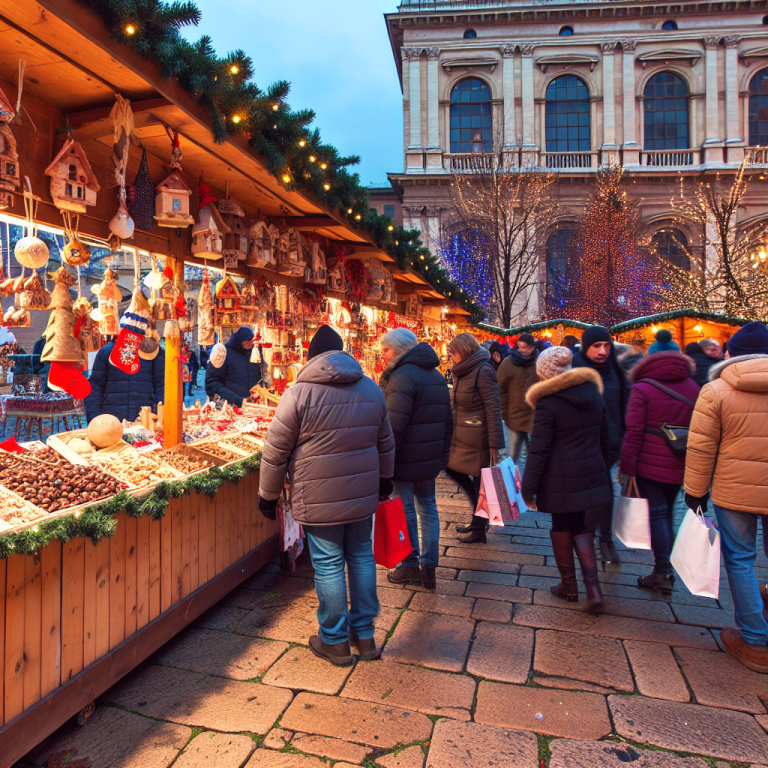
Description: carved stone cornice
xmin=703 ymin=35 xmax=721 ymax=50
xmin=601 ymin=41 xmax=619 ymax=54
xmin=426 ymin=47 xmax=440 ymax=60
xmin=724 ymin=35 xmax=742 ymax=48
xmin=402 ymin=47 xmax=439 ymax=60
xmin=501 ymin=44 xmax=516 ymax=58
xmin=621 ymin=39 xmax=637 ymax=53
xmin=520 ymin=43 xmax=535 ymax=56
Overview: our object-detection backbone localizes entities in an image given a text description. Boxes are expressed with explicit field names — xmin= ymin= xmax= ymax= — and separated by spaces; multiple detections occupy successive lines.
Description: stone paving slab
xmin=174 ymin=732 xmax=257 ymax=768
xmin=595 ymin=614 xmax=718 ymax=649
xmin=534 ymin=590 xmax=676 ymax=622
xmin=408 ymin=591 xmax=475 ymax=617
xmin=466 ymin=623 xmax=534 ymax=684
xmin=676 ymin=646 xmax=768 ymax=713
xmin=235 ymin=597 xmax=320 ymax=645
xmin=152 ymin=627 xmax=289 ymax=680
xmin=609 ymin=694 xmax=768 ymax=763
xmin=548 ymin=739 xmax=710 ymax=768
xmin=261 ymin=647 xmax=353 ymax=694
xmin=378 ymin=586 xmax=413 ymax=608
xmin=441 ymin=556 xmax=521 ymax=574
xmin=25 ymin=706 xmax=192 ymax=768
xmin=382 ymin=612 xmax=475 ymax=672
xmin=464 ymin=582 xmax=532 ymax=603
xmin=376 ymin=745 xmax=425 ymax=768
xmin=105 ymin=664 xmax=293 ymax=734
xmin=445 ymin=546 xmax=545 ymax=566
xmin=289 ymin=734 xmax=370 ymax=763
xmin=280 ymin=692 xmax=433 ymax=748
xmin=243 ymin=572 xmax=315 ymax=595
xmin=425 ymin=720 xmax=538 ymax=768
xmin=341 ymin=659 xmax=476 ymax=720
xmin=534 ymin=630 xmax=634 ymax=692
xmin=513 ymin=604 xmax=598 ymax=634
xmin=670 ymin=602 xmax=734 ymax=629
xmin=194 ymin=604 xmax=250 ymax=632
xmin=474 ymin=681 xmax=612 ymax=739
xmin=456 ymin=570 xmax=518 ymax=585
xmin=245 ymin=751 xmax=326 ymax=768
xmin=531 ymin=674 xmax=619 ymax=695
xmin=624 ymin=640 xmax=690 ymax=702
xmin=264 ymin=729 xmax=293 ymax=750
xmin=404 ymin=577 xmax=468 ymax=596
xmin=471 ymin=598 xmax=513 ymax=622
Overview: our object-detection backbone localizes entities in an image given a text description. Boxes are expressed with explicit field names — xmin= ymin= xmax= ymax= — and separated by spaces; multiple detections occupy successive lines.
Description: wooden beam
xmin=68 ymin=98 xmax=172 ymax=141
xmin=281 ymin=216 xmax=336 ymax=229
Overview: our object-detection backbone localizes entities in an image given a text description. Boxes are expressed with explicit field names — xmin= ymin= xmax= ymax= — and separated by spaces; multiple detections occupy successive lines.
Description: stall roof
xmin=609 ymin=309 xmax=752 ymax=335
xmin=479 ymin=318 xmax=593 ymax=336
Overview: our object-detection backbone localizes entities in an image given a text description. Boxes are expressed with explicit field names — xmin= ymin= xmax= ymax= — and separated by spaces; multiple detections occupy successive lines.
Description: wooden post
xmin=164 ymin=257 xmax=184 ymax=448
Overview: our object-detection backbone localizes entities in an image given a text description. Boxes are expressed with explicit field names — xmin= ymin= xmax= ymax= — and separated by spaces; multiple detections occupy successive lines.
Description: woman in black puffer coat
xmin=522 ymin=346 xmax=611 ymax=612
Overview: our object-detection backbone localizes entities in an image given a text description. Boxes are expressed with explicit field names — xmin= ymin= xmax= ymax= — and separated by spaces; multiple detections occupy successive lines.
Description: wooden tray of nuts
xmin=88 ymin=442 xmax=183 ymax=487
xmin=0 ymin=485 xmax=48 ymax=532
xmin=157 ymin=445 xmax=220 ymax=476
xmin=220 ymin=434 xmax=263 ymax=455
xmin=192 ymin=439 xmax=250 ymax=464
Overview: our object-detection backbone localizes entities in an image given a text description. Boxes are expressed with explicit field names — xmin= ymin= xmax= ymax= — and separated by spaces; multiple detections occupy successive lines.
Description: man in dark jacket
xmin=259 ymin=325 xmax=395 ymax=667
xmin=496 ymin=332 xmax=539 ymax=463
xmin=378 ymin=328 xmax=452 ymax=590
xmin=685 ymin=341 xmax=718 ymax=387
xmin=573 ymin=325 xmax=631 ymax=565
xmin=85 ymin=342 xmax=165 ymax=423
xmin=205 ymin=326 xmax=262 ymax=405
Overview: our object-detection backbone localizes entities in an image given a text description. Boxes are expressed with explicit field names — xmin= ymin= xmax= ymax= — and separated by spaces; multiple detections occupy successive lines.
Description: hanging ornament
xmin=154 ymin=130 xmax=193 ymax=228
xmin=214 ymin=273 xmax=242 ymax=327
xmin=90 ymin=266 xmax=122 ymax=336
xmin=60 ymin=210 xmax=91 ymax=267
xmin=18 ymin=273 xmax=51 ymax=310
xmin=109 ymin=200 xmax=135 ymax=240
xmin=109 ymin=287 xmax=150 ymax=374
xmin=197 ymin=267 xmax=215 ymax=346
xmin=0 ymin=77 xmax=20 ymax=211
xmin=209 ymin=341 xmax=227 ymax=368
xmin=129 ymin=148 xmax=155 ymax=231
xmin=14 ymin=177 xmax=49 ymax=269
xmin=198 ymin=172 xmax=216 ymax=211
xmin=44 ymin=137 xmax=100 ymax=213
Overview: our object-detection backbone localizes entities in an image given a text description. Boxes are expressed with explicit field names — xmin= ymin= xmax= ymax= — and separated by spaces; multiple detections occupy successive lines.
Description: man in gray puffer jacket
xmin=259 ymin=325 xmax=395 ymax=666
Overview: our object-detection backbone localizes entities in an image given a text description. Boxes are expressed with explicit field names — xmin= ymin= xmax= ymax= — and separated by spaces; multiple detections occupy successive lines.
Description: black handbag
xmin=639 ymin=378 xmax=696 ymax=455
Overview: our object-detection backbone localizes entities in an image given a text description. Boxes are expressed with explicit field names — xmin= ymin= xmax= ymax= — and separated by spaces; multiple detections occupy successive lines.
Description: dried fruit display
xmin=194 ymin=442 xmax=246 ymax=463
xmin=222 ymin=435 xmax=262 ymax=454
xmin=157 ymin=447 xmax=213 ymax=475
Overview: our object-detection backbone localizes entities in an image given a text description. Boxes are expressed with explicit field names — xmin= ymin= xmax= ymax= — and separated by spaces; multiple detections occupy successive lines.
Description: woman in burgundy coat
xmin=619 ymin=351 xmax=699 ymax=595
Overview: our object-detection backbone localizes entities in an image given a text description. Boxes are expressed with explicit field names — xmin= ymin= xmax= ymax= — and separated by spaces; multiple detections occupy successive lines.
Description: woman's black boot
xmin=456 ymin=515 xmax=487 ymax=544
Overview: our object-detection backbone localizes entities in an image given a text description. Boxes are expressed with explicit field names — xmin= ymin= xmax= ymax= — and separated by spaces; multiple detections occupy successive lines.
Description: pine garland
xmin=0 ymin=452 xmax=262 ymax=559
xmin=72 ymin=0 xmax=485 ymax=324
xmin=609 ymin=309 xmax=751 ymax=336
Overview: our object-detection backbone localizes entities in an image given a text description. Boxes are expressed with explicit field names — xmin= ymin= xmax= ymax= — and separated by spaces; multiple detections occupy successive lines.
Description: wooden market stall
xmin=478 ymin=318 xmax=592 ymax=344
xmin=0 ymin=1 xmax=474 ymax=765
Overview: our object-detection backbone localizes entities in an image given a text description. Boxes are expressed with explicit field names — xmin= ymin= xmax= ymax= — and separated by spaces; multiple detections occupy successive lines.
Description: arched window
xmin=652 ymin=228 xmax=690 ymax=270
xmin=545 ymin=76 xmax=590 ymax=153
xmin=559 ymin=26 xmax=574 ymax=36
xmin=661 ymin=19 xmax=678 ymax=30
xmin=463 ymin=29 xmax=477 ymax=39
xmin=546 ymin=228 xmax=577 ymax=309
xmin=643 ymin=72 xmax=689 ymax=150
xmin=749 ymin=68 xmax=768 ymax=146
xmin=450 ymin=78 xmax=492 ymax=154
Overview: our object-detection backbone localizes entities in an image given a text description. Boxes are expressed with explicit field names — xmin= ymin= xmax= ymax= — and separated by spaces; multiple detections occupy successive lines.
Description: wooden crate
xmin=0 ymin=470 xmax=278 ymax=768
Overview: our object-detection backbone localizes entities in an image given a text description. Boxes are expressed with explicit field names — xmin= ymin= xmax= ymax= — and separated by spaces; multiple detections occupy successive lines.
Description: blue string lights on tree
xmin=438 ymin=230 xmax=495 ymax=319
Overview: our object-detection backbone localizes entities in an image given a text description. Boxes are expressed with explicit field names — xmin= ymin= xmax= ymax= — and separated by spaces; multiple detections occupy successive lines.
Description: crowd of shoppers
xmin=256 ymin=318 xmax=768 ymax=675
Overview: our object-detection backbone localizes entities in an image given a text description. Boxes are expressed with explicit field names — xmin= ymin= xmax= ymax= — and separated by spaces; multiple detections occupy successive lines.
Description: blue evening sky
xmin=190 ymin=0 xmax=403 ymax=188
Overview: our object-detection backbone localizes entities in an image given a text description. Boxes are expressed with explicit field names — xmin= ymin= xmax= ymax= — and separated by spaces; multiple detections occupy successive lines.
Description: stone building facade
xmin=385 ymin=0 xmax=768 ymax=321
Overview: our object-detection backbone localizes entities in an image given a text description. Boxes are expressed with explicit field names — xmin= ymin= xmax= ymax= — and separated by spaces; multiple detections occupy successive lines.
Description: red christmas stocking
xmin=109 ymin=312 xmax=147 ymax=374
xmin=48 ymin=361 xmax=91 ymax=399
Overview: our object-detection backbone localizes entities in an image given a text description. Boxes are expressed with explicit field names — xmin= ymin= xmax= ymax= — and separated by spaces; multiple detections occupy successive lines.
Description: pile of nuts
xmin=0 ymin=486 xmax=46 ymax=528
xmin=0 ymin=462 xmax=126 ymax=512
xmin=196 ymin=443 xmax=246 ymax=463
xmin=93 ymin=453 xmax=178 ymax=487
xmin=223 ymin=435 xmax=262 ymax=454
xmin=158 ymin=447 xmax=212 ymax=475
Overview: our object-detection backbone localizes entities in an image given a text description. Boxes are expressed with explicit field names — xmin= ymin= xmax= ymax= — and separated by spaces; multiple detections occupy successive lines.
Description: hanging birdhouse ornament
xmin=15 ymin=178 xmax=49 ymax=270
xmin=191 ymin=204 xmax=229 ymax=260
xmin=214 ymin=274 xmax=242 ymax=327
xmin=305 ymin=239 xmax=328 ymax=285
xmin=247 ymin=221 xmax=278 ymax=268
xmin=220 ymin=197 xmax=249 ymax=261
xmin=0 ymin=84 xmax=20 ymax=210
xmin=44 ymin=137 xmax=100 ymax=213
xmin=277 ymin=228 xmax=306 ymax=276
xmin=154 ymin=169 xmax=193 ymax=228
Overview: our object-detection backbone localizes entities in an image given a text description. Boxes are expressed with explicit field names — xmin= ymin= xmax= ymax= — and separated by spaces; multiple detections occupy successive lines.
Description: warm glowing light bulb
xmin=309 ymin=155 xmax=316 ymax=163
xmin=230 ymin=65 xmax=239 ymax=75
xmin=299 ymin=140 xmax=306 ymax=147
xmin=323 ymin=183 xmax=330 ymax=190
xmin=272 ymin=103 xmax=279 ymax=111
xmin=347 ymin=208 xmax=353 ymax=214
xmin=125 ymin=24 xmax=136 ymax=34
xmin=320 ymin=163 xmax=327 ymax=170
xmin=355 ymin=214 xmax=362 ymax=220
xmin=420 ymin=254 xmax=425 ymax=259
xmin=232 ymin=115 xmax=241 ymax=124
xmin=651 ymin=326 xmax=659 ymax=333
xmin=282 ymin=174 xmax=291 ymax=183
xmin=388 ymin=225 xmax=394 ymax=231
xmin=694 ymin=324 xmax=703 ymax=332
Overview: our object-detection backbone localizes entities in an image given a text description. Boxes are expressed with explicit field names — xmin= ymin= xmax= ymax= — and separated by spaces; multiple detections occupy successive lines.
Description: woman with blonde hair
xmin=447 ymin=333 xmax=505 ymax=544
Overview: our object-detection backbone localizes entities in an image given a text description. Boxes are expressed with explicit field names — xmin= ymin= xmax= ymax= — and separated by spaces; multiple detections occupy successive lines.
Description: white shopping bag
xmin=613 ymin=478 xmax=651 ymax=550
xmin=670 ymin=507 xmax=720 ymax=599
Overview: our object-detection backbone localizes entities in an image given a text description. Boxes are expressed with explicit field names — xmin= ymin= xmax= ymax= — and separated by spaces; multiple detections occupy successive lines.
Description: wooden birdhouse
xmin=44 ymin=137 xmax=100 ymax=213
xmin=191 ymin=204 xmax=229 ymax=260
xmin=154 ymin=169 xmax=193 ymax=228
xmin=247 ymin=220 xmax=278 ymax=268
xmin=219 ymin=198 xmax=248 ymax=261
xmin=214 ymin=274 xmax=242 ymax=326
xmin=0 ymin=86 xmax=19 ymax=211
xmin=277 ymin=228 xmax=306 ymax=276
xmin=305 ymin=240 xmax=327 ymax=285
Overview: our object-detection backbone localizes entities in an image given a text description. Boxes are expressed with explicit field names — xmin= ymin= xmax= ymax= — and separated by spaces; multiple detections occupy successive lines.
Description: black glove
xmin=259 ymin=496 xmax=278 ymax=520
xmin=685 ymin=492 xmax=709 ymax=512
xmin=379 ymin=477 xmax=394 ymax=500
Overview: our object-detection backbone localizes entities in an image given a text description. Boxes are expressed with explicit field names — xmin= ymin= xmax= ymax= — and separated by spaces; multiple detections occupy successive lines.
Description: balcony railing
xmin=398 ymin=0 xmax=604 ymax=10
xmin=745 ymin=146 xmax=768 ymax=164
xmin=641 ymin=149 xmax=697 ymax=168
xmin=445 ymin=151 xmax=519 ymax=173
xmin=541 ymin=151 xmax=596 ymax=169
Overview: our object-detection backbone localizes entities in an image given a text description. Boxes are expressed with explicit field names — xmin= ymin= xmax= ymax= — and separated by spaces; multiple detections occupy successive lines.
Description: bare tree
xmin=660 ymin=158 xmax=768 ymax=319
xmin=440 ymin=150 xmax=559 ymax=327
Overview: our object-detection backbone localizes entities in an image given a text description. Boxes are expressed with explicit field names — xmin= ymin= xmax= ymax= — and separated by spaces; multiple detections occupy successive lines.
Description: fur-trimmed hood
xmin=708 ymin=354 xmax=768 ymax=392
xmin=526 ymin=367 xmax=603 ymax=409
xmin=629 ymin=350 xmax=695 ymax=383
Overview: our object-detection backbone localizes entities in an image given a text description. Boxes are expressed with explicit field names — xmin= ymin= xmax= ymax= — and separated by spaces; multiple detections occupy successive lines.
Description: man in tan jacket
xmin=684 ymin=321 xmax=768 ymax=672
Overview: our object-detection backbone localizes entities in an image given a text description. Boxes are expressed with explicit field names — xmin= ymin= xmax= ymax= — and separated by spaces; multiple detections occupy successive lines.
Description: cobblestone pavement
xmin=17 ymin=476 xmax=768 ymax=768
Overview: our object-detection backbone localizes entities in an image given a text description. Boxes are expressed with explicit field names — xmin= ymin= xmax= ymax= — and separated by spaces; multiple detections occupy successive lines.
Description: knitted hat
xmin=308 ymin=324 xmax=344 ymax=360
xmin=648 ymin=329 xmax=680 ymax=354
xmin=536 ymin=346 xmax=573 ymax=380
xmin=728 ymin=321 xmax=768 ymax=357
xmin=581 ymin=325 xmax=612 ymax=354
xmin=380 ymin=327 xmax=418 ymax=356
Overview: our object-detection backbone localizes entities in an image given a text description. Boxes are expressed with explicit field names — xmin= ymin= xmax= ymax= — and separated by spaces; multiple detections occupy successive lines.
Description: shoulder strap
xmin=638 ymin=378 xmax=695 ymax=408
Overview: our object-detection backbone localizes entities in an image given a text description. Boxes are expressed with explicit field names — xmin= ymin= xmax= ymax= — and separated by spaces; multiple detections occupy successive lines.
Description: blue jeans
xmin=304 ymin=518 xmax=379 ymax=645
xmin=636 ymin=477 xmax=680 ymax=573
xmin=394 ymin=479 xmax=440 ymax=569
xmin=713 ymin=504 xmax=768 ymax=645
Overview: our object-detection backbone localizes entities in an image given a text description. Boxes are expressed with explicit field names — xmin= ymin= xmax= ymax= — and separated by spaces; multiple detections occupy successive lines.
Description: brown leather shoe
xmin=308 ymin=635 xmax=354 ymax=667
xmin=721 ymin=626 xmax=768 ymax=673
xmin=349 ymin=630 xmax=381 ymax=661
xmin=760 ymin=584 xmax=768 ymax=611
xmin=420 ymin=565 xmax=437 ymax=590
xmin=387 ymin=563 xmax=421 ymax=585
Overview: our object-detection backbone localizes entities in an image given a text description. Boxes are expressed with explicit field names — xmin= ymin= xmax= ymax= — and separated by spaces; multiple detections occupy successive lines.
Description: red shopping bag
xmin=373 ymin=497 xmax=413 ymax=569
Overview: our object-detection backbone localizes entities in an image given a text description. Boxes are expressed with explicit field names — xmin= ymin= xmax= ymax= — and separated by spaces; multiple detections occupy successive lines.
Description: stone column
xmin=520 ymin=44 xmax=537 ymax=163
xmin=426 ymin=48 xmax=440 ymax=149
xmin=407 ymin=49 xmax=423 ymax=150
xmin=601 ymin=41 xmax=618 ymax=149
xmin=704 ymin=36 xmax=721 ymax=146
xmin=724 ymin=35 xmax=742 ymax=160
xmin=621 ymin=39 xmax=639 ymax=163
xmin=501 ymin=45 xmax=517 ymax=148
